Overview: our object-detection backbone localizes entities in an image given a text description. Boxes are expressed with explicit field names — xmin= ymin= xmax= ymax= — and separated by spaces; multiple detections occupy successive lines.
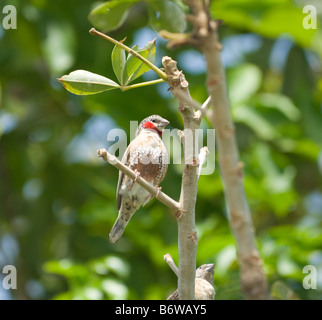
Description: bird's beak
xmin=204 ymin=264 xmax=215 ymax=271
xmin=159 ymin=118 xmax=170 ymax=129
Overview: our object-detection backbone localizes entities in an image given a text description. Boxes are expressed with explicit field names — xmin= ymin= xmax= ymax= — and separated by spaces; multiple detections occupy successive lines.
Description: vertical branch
xmin=185 ymin=0 xmax=268 ymax=299
xmin=162 ymin=56 xmax=200 ymax=300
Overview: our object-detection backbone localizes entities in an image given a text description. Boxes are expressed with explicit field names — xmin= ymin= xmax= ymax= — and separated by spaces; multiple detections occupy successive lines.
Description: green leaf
xmin=215 ymin=245 xmax=237 ymax=277
xmin=253 ymin=93 xmax=301 ymax=121
xmin=210 ymin=0 xmax=317 ymax=48
xmin=271 ymin=281 xmax=300 ymax=300
xmin=233 ymin=104 xmax=277 ymax=140
xmin=124 ymin=44 xmax=139 ymax=84
xmin=293 ymin=139 xmax=321 ymax=160
xmin=112 ymin=44 xmax=126 ymax=85
xmin=227 ymin=64 xmax=262 ymax=104
xmin=88 ymin=1 xmax=137 ymax=32
xmin=147 ymin=0 xmax=186 ymax=33
xmin=254 ymin=143 xmax=296 ymax=194
xmin=123 ymin=39 xmax=156 ymax=85
xmin=101 ymin=279 xmax=129 ymax=300
xmin=42 ymin=21 xmax=75 ymax=74
xmin=44 ymin=259 xmax=89 ymax=278
xmin=58 ymin=70 xmax=120 ymax=95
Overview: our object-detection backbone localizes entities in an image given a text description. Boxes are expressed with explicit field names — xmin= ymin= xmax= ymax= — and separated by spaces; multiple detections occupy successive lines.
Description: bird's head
xmin=195 ymin=263 xmax=215 ymax=284
xmin=136 ymin=115 xmax=170 ymax=137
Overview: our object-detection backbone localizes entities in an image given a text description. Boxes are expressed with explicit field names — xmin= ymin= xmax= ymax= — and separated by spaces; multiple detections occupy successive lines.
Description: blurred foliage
xmin=0 ymin=0 xmax=322 ymax=300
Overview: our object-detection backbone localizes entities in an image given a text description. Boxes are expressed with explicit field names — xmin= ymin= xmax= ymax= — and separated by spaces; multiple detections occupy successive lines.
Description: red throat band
xmin=142 ymin=121 xmax=162 ymax=136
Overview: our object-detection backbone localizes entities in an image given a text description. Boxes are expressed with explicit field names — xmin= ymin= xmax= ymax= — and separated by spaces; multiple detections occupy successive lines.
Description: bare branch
xmin=159 ymin=30 xmax=199 ymax=48
xmin=164 ymin=253 xmax=179 ymax=277
xmin=169 ymin=88 xmax=203 ymax=112
xmin=162 ymin=56 xmax=200 ymax=300
xmin=200 ymin=95 xmax=211 ymax=114
xmin=97 ymin=148 xmax=181 ymax=213
xmin=169 ymin=90 xmax=212 ymax=121
xmin=186 ymin=0 xmax=268 ymax=300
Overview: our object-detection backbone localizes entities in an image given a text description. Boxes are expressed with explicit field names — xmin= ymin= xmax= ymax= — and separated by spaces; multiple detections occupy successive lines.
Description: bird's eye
xmin=151 ymin=119 xmax=156 ymax=123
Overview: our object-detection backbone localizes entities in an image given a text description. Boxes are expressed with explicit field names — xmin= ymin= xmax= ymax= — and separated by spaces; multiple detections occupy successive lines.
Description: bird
xmin=167 ymin=264 xmax=215 ymax=300
xmin=109 ymin=115 xmax=170 ymax=243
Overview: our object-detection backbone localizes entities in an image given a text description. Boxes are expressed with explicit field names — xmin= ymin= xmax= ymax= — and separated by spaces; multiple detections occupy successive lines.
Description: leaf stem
xmin=121 ymin=78 xmax=165 ymax=91
xmin=89 ymin=28 xmax=168 ymax=81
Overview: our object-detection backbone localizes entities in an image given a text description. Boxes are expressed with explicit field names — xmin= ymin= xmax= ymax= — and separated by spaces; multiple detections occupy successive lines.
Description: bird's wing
xmin=167 ymin=289 xmax=179 ymax=300
xmin=157 ymin=145 xmax=168 ymax=185
xmin=116 ymin=146 xmax=131 ymax=211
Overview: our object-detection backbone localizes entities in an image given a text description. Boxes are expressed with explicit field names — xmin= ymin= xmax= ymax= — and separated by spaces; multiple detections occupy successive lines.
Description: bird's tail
xmin=109 ymin=214 xmax=131 ymax=243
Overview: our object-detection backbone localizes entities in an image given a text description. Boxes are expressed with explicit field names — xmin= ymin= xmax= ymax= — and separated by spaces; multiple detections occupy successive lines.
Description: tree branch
xmin=97 ymin=148 xmax=181 ymax=213
xmin=186 ymin=0 xmax=268 ymax=300
xmin=164 ymin=253 xmax=179 ymax=277
xmin=162 ymin=56 xmax=200 ymax=300
xmin=200 ymin=95 xmax=212 ymax=117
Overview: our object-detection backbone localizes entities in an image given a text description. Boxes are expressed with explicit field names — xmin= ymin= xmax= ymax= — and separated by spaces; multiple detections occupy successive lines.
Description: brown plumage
xmin=167 ymin=264 xmax=215 ymax=300
xmin=109 ymin=115 xmax=169 ymax=243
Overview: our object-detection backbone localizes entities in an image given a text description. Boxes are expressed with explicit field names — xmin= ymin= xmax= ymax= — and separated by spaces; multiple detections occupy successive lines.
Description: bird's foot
xmin=155 ymin=186 xmax=162 ymax=197
xmin=133 ymin=169 xmax=140 ymax=182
